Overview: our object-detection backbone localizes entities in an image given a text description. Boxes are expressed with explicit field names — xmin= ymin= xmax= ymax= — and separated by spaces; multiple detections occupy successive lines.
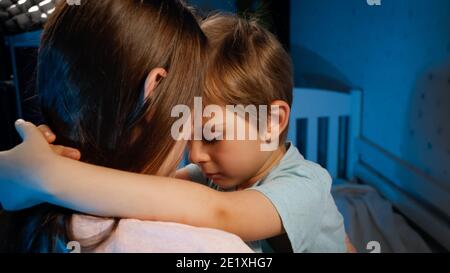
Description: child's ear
xmin=267 ymin=100 xmax=290 ymax=141
xmin=144 ymin=68 xmax=168 ymax=100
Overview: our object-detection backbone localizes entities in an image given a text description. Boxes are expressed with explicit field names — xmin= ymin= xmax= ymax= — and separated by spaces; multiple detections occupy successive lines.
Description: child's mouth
xmin=205 ymin=172 xmax=221 ymax=179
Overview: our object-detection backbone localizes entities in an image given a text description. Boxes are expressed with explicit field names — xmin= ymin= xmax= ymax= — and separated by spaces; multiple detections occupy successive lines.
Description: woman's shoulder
xmin=71 ymin=214 xmax=253 ymax=253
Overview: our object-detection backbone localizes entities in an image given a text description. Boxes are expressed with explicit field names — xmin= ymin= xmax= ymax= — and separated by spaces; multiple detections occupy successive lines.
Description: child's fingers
xmin=38 ymin=124 xmax=56 ymax=143
xmin=345 ymin=235 xmax=357 ymax=253
xmin=50 ymin=145 xmax=81 ymax=160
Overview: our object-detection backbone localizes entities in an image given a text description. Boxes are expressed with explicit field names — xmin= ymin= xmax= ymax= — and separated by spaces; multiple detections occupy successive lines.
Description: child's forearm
xmin=34 ymin=156 xmax=283 ymax=241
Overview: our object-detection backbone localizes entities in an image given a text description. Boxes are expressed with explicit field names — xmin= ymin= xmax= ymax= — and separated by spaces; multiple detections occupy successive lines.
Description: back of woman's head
xmin=39 ymin=0 xmax=207 ymax=174
xmin=11 ymin=0 xmax=207 ymax=252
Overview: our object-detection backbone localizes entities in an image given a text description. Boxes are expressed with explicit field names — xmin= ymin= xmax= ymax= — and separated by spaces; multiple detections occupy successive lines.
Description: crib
xmin=178 ymin=87 xmax=448 ymax=252
xmin=288 ymin=87 xmax=450 ymax=252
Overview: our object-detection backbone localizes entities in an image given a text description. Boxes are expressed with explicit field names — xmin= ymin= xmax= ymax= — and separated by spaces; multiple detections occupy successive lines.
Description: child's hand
xmin=0 ymin=120 xmax=64 ymax=211
xmin=37 ymin=124 xmax=81 ymax=161
xmin=345 ymin=235 xmax=357 ymax=253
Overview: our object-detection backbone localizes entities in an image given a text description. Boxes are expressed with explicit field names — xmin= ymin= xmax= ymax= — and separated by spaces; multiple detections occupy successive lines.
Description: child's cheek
xmin=214 ymin=155 xmax=238 ymax=176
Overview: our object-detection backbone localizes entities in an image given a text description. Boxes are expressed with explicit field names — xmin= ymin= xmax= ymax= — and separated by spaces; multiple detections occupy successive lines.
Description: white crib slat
xmin=307 ymin=118 xmax=318 ymax=162
xmin=327 ymin=116 xmax=339 ymax=178
xmin=347 ymin=90 xmax=362 ymax=179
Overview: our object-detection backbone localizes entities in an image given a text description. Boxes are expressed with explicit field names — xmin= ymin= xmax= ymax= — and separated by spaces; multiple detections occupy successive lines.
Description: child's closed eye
xmin=202 ymin=127 xmax=224 ymax=144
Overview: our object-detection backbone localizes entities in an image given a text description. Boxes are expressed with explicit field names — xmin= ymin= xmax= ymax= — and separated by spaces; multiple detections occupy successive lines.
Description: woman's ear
xmin=144 ymin=67 xmax=168 ymax=100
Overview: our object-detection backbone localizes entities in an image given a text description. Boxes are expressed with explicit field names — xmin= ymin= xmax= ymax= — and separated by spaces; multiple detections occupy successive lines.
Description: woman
xmin=0 ymin=0 xmax=251 ymax=253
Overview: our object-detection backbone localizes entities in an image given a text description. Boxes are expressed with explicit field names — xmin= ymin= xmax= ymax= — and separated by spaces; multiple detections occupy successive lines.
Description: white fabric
xmin=71 ymin=214 xmax=254 ymax=253
xmin=332 ymin=183 xmax=431 ymax=253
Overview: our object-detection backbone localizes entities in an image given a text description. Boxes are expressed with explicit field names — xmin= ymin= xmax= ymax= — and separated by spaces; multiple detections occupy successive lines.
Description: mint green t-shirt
xmin=185 ymin=142 xmax=346 ymax=253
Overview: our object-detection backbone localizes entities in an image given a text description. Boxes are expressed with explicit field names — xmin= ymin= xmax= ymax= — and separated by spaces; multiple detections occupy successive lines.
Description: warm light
xmin=28 ymin=5 xmax=39 ymax=13
xmin=39 ymin=0 xmax=52 ymax=7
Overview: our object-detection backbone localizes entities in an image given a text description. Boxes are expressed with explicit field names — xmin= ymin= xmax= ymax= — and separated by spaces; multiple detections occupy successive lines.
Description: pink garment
xmin=71 ymin=214 xmax=253 ymax=253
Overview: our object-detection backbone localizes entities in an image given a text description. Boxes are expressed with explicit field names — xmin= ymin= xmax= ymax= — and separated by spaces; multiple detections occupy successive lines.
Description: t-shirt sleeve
xmin=247 ymin=162 xmax=334 ymax=252
xmin=184 ymin=163 xmax=209 ymax=185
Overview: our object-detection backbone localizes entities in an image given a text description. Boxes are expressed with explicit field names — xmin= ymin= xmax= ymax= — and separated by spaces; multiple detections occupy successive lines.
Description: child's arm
xmin=41 ymin=156 xmax=283 ymax=242
xmin=1 ymin=121 xmax=283 ymax=242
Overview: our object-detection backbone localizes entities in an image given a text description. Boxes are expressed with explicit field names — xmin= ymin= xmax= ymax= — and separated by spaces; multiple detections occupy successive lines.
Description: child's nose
xmin=188 ymin=141 xmax=209 ymax=164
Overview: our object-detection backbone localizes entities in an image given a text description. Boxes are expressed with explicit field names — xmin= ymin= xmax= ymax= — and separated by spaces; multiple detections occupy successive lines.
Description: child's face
xmin=188 ymin=107 xmax=275 ymax=190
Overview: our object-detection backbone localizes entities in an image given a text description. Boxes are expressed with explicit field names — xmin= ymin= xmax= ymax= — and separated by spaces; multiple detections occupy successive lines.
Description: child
xmin=175 ymin=14 xmax=347 ymax=252
xmin=2 ymin=14 xmax=347 ymax=252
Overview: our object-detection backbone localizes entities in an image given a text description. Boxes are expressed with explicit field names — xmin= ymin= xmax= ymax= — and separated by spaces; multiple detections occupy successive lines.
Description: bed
xmin=288 ymin=87 xmax=449 ymax=252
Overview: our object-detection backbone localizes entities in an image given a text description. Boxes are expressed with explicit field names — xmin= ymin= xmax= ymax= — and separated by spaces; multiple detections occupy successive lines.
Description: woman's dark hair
xmin=6 ymin=0 xmax=207 ymax=252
